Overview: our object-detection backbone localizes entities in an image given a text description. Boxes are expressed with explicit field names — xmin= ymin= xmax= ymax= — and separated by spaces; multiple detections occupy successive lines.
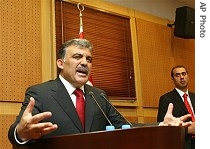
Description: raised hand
xmin=162 ymin=103 xmax=192 ymax=126
xmin=16 ymin=97 xmax=58 ymax=141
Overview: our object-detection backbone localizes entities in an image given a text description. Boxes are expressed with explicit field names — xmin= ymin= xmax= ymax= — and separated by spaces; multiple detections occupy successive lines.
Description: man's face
xmin=172 ymin=67 xmax=189 ymax=91
xmin=57 ymin=45 xmax=92 ymax=88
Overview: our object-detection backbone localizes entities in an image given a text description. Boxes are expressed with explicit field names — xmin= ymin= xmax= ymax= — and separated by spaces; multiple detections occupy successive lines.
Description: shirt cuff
xmin=159 ymin=122 xmax=163 ymax=126
xmin=14 ymin=126 xmax=29 ymax=144
xmin=159 ymin=122 xmax=169 ymax=126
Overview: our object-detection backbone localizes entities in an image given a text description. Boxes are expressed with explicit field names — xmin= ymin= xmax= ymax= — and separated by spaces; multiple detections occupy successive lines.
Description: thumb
xmin=166 ymin=103 xmax=173 ymax=115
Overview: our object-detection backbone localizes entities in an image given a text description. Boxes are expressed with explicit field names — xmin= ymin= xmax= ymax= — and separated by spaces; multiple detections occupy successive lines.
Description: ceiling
xmin=176 ymin=0 xmax=195 ymax=8
xmin=104 ymin=0 xmax=195 ymax=21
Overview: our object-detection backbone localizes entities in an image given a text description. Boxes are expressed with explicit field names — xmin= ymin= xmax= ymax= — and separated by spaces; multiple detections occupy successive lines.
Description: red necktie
xmin=183 ymin=93 xmax=195 ymax=122
xmin=74 ymin=89 xmax=85 ymax=128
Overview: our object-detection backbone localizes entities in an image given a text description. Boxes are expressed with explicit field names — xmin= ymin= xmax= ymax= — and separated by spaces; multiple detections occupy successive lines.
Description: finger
xmin=32 ymin=122 xmax=54 ymax=130
xmin=166 ymin=103 xmax=173 ymax=115
xmin=41 ymin=124 xmax=58 ymax=135
xmin=24 ymin=97 xmax=35 ymax=114
xmin=32 ymin=123 xmax=57 ymax=137
xmin=31 ymin=112 xmax=52 ymax=124
xmin=180 ymin=114 xmax=191 ymax=121
xmin=181 ymin=121 xmax=192 ymax=127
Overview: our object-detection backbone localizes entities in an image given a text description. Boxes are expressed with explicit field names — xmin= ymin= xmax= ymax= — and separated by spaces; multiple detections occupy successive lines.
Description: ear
xmin=57 ymin=59 xmax=64 ymax=69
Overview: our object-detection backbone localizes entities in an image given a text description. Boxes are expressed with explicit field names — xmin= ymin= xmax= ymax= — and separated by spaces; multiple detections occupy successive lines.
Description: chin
xmin=78 ymin=79 xmax=88 ymax=84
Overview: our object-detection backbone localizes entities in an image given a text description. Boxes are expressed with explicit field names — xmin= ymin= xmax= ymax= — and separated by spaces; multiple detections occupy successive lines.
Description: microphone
xmin=89 ymin=91 xmax=113 ymax=126
xmin=100 ymin=93 xmax=134 ymax=128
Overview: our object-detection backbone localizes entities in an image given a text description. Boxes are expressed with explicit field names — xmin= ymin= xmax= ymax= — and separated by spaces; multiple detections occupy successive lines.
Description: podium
xmin=13 ymin=126 xmax=185 ymax=149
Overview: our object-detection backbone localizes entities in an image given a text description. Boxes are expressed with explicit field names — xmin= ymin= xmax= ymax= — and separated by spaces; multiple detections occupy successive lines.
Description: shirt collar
xmin=175 ymin=88 xmax=189 ymax=97
xmin=59 ymin=75 xmax=84 ymax=95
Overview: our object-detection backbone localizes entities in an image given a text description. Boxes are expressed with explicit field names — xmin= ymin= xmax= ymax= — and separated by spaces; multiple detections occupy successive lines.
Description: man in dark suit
xmin=157 ymin=65 xmax=195 ymax=149
xmin=8 ymin=39 xmax=192 ymax=146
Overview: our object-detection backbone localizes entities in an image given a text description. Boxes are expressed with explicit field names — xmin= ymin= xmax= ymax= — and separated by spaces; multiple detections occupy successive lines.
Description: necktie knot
xmin=183 ymin=93 xmax=188 ymax=100
xmin=74 ymin=88 xmax=83 ymax=98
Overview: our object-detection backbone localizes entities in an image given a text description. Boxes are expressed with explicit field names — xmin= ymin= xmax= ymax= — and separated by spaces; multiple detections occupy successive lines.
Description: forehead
xmin=173 ymin=67 xmax=186 ymax=73
xmin=66 ymin=45 xmax=91 ymax=54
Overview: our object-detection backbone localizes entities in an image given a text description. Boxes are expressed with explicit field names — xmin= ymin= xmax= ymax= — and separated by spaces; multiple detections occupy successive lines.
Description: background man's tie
xmin=74 ymin=89 xmax=85 ymax=128
xmin=183 ymin=93 xmax=195 ymax=121
xmin=183 ymin=93 xmax=195 ymax=137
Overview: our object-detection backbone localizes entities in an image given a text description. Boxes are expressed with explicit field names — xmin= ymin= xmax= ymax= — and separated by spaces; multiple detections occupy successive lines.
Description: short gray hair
xmin=58 ymin=38 xmax=93 ymax=60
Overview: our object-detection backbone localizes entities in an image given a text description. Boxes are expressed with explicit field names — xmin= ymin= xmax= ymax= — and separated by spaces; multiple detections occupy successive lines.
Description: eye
xmin=86 ymin=56 xmax=92 ymax=63
xmin=175 ymin=73 xmax=180 ymax=77
xmin=72 ymin=54 xmax=82 ymax=60
xmin=182 ymin=72 xmax=187 ymax=76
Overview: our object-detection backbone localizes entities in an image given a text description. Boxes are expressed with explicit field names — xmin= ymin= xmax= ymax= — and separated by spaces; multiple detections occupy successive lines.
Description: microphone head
xmin=121 ymin=124 xmax=131 ymax=129
xmin=106 ymin=125 xmax=115 ymax=131
xmin=89 ymin=91 xmax=94 ymax=96
xmin=100 ymin=92 xmax=106 ymax=98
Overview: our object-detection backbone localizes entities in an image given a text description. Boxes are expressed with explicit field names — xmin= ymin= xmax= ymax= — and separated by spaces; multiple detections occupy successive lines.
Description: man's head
xmin=171 ymin=65 xmax=189 ymax=92
xmin=57 ymin=39 xmax=93 ymax=88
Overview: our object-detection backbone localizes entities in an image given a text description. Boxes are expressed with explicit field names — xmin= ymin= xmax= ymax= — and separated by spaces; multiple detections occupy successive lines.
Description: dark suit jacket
xmin=8 ymin=78 xmax=127 ymax=145
xmin=157 ymin=89 xmax=195 ymax=149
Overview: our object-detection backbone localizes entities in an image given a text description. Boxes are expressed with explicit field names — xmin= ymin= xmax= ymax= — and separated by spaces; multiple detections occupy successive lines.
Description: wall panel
xmin=0 ymin=114 xmax=17 ymax=149
xmin=136 ymin=18 xmax=195 ymax=109
xmin=0 ymin=0 xmax=42 ymax=102
xmin=136 ymin=18 xmax=175 ymax=107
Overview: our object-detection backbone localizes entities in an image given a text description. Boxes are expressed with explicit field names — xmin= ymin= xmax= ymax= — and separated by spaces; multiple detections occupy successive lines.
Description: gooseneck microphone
xmin=89 ymin=91 xmax=113 ymax=126
xmin=100 ymin=93 xmax=134 ymax=128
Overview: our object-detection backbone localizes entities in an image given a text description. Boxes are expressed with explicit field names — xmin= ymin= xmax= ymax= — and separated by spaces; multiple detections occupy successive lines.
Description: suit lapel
xmin=189 ymin=92 xmax=195 ymax=112
xmin=50 ymin=78 xmax=84 ymax=132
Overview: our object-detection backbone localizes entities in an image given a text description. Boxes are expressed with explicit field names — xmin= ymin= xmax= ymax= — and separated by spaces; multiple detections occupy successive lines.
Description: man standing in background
xmin=157 ymin=65 xmax=195 ymax=149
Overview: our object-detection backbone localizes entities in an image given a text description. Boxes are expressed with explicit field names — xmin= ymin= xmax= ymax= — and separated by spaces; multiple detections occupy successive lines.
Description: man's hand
xmin=188 ymin=122 xmax=195 ymax=134
xmin=16 ymin=97 xmax=58 ymax=141
xmin=162 ymin=103 xmax=192 ymax=127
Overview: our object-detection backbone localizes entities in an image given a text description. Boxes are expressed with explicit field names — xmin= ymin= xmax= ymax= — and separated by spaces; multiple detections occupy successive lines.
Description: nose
xmin=180 ymin=74 xmax=185 ymax=78
xmin=80 ymin=57 xmax=88 ymax=65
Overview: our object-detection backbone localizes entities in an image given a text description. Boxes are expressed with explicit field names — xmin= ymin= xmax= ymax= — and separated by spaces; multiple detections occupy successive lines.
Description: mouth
xmin=180 ymin=80 xmax=186 ymax=84
xmin=76 ymin=67 xmax=88 ymax=76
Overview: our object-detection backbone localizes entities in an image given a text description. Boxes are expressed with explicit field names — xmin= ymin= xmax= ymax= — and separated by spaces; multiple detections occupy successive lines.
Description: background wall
xmin=105 ymin=0 xmax=195 ymax=21
xmin=0 ymin=0 xmax=194 ymax=148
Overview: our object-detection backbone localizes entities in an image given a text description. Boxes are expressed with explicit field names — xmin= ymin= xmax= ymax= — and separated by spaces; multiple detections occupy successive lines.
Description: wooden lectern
xmin=13 ymin=126 xmax=185 ymax=149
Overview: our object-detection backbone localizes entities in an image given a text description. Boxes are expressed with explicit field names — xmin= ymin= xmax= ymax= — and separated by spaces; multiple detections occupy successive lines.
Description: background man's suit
xmin=8 ymin=78 xmax=127 ymax=145
xmin=157 ymin=89 xmax=195 ymax=149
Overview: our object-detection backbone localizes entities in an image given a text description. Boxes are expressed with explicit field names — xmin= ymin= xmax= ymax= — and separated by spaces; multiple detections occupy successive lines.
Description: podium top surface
xmin=13 ymin=126 xmax=185 ymax=149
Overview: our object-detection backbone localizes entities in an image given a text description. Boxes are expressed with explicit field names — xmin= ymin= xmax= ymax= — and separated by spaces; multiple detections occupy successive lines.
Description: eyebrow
xmin=175 ymin=71 xmax=186 ymax=74
xmin=174 ymin=71 xmax=187 ymax=76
